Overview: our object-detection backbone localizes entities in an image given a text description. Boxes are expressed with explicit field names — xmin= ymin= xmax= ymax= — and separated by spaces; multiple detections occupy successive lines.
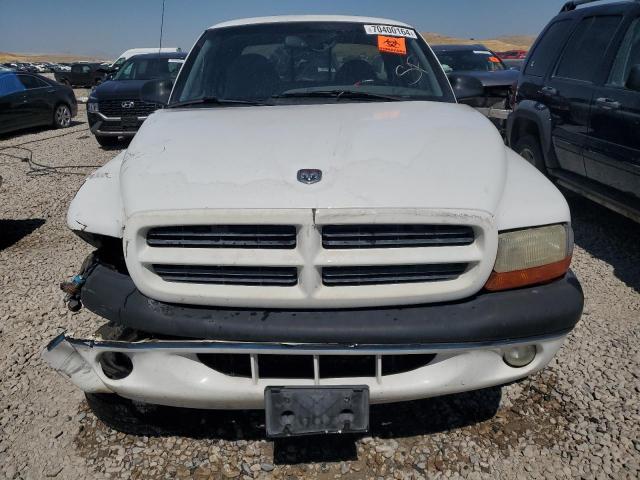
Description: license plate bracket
xmin=265 ymin=386 xmax=369 ymax=437
xmin=121 ymin=116 xmax=138 ymax=128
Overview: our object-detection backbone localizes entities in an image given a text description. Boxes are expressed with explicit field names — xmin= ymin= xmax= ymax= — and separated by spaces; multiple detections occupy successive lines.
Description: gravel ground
xmin=0 ymin=100 xmax=639 ymax=479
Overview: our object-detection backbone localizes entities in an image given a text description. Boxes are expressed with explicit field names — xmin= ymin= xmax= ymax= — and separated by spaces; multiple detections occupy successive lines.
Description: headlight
xmin=485 ymin=224 xmax=573 ymax=291
xmin=87 ymin=101 xmax=99 ymax=113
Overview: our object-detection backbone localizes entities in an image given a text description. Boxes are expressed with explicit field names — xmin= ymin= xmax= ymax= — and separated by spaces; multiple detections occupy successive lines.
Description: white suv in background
xmin=110 ymin=47 xmax=182 ymax=70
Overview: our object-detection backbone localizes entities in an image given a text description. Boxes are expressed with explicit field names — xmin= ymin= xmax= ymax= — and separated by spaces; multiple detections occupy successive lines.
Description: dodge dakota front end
xmin=44 ymin=16 xmax=583 ymax=437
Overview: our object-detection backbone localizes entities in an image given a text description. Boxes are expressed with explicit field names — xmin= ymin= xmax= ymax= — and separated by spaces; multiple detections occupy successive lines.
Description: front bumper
xmin=42 ymin=264 xmax=582 ymax=409
xmin=43 ymin=333 xmax=568 ymax=409
xmin=81 ymin=264 xmax=584 ymax=344
xmin=87 ymin=111 xmax=145 ymax=137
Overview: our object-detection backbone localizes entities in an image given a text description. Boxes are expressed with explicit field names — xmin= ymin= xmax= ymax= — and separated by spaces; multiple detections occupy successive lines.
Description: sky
xmin=0 ymin=0 xmax=573 ymax=59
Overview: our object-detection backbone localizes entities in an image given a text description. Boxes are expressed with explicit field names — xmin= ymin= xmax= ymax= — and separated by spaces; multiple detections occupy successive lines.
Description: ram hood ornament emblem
xmin=297 ymin=169 xmax=322 ymax=184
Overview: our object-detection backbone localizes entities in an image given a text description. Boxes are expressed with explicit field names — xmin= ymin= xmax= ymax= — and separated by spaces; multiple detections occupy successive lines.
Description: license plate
xmin=121 ymin=116 xmax=138 ymax=128
xmin=264 ymin=386 xmax=369 ymax=437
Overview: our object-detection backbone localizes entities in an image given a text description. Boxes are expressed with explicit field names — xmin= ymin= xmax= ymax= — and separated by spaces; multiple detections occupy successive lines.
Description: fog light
xmin=503 ymin=345 xmax=536 ymax=368
xmin=99 ymin=352 xmax=133 ymax=380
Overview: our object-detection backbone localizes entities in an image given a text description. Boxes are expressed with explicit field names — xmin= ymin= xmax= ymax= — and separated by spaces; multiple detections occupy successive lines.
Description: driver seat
xmin=224 ymin=54 xmax=280 ymax=99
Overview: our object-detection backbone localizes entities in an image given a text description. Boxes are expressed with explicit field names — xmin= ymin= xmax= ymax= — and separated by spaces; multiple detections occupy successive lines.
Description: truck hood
xmin=92 ymin=79 xmax=148 ymax=100
xmin=120 ymin=101 xmax=508 ymax=216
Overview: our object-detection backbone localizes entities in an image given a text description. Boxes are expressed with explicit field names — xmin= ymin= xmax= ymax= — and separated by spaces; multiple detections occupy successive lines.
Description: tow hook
xmin=60 ymin=253 xmax=97 ymax=312
xmin=60 ymin=274 xmax=86 ymax=312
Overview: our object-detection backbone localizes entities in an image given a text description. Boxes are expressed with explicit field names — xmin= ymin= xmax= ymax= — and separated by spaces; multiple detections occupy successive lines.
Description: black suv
xmin=87 ymin=52 xmax=186 ymax=147
xmin=508 ymin=0 xmax=640 ymax=222
xmin=54 ymin=62 xmax=110 ymax=87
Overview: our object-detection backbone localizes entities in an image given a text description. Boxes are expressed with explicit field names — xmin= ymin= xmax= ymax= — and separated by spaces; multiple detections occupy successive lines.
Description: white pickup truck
xmin=44 ymin=16 xmax=583 ymax=437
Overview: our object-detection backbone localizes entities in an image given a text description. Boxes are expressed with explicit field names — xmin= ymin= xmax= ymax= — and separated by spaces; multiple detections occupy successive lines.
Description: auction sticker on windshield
xmin=364 ymin=24 xmax=417 ymax=38
xmin=378 ymin=35 xmax=407 ymax=55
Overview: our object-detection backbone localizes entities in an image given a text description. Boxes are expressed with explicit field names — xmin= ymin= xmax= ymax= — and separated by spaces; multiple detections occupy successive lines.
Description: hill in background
xmin=422 ymin=33 xmax=536 ymax=51
xmin=1 ymin=33 xmax=537 ymax=64
xmin=0 ymin=51 xmax=106 ymax=63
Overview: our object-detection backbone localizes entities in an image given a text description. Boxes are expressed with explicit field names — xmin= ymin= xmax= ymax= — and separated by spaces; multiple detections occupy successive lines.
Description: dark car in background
xmin=502 ymin=58 xmax=525 ymax=71
xmin=0 ymin=71 xmax=77 ymax=135
xmin=433 ymin=44 xmax=520 ymax=109
xmin=508 ymin=0 xmax=640 ymax=222
xmin=54 ymin=62 xmax=110 ymax=87
xmin=87 ymin=52 xmax=186 ymax=146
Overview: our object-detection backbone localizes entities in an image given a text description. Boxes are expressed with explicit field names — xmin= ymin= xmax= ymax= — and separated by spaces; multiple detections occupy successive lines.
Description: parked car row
xmin=1 ymin=61 xmax=72 ymax=73
xmin=0 ymin=51 xmax=185 ymax=139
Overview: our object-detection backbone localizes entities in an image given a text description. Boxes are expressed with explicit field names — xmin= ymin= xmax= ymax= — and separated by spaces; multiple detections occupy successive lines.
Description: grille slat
xmin=323 ymin=264 xmax=468 ymax=286
xmin=322 ymin=225 xmax=474 ymax=249
xmin=98 ymin=99 xmax=159 ymax=117
xmin=147 ymin=225 xmax=297 ymax=249
xmin=197 ymin=354 xmax=437 ymax=379
xmin=153 ymin=265 xmax=298 ymax=286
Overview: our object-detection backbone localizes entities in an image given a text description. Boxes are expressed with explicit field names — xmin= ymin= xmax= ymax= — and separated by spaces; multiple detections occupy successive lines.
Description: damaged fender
xmin=67 ymin=151 xmax=126 ymax=238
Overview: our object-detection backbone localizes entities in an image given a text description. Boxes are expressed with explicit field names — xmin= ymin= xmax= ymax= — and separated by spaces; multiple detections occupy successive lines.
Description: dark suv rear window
xmin=524 ymin=20 xmax=573 ymax=77
xmin=555 ymin=15 xmax=623 ymax=82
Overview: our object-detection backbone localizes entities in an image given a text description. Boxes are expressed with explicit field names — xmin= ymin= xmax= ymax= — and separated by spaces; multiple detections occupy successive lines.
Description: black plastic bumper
xmin=81 ymin=264 xmax=583 ymax=345
xmin=87 ymin=112 xmax=142 ymax=137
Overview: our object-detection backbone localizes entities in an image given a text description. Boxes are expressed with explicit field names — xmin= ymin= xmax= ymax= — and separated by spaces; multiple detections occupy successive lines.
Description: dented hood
xmin=120 ymin=101 xmax=507 ymax=216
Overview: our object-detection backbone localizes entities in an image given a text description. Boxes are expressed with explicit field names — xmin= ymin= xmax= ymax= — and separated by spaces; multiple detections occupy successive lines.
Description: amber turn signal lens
xmin=484 ymin=256 xmax=572 ymax=292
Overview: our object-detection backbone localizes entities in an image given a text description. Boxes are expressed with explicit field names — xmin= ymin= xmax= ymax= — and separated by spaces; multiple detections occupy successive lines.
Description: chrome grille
xmin=98 ymin=99 xmax=159 ymax=117
xmin=322 ymin=263 xmax=468 ymax=286
xmin=153 ymin=265 xmax=298 ymax=286
xmin=322 ymin=224 xmax=474 ymax=249
xmin=147 ymin=225 xmax=297 ymax=249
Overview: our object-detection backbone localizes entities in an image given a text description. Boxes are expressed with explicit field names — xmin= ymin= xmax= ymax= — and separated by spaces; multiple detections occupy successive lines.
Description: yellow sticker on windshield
xmin=378 ymin=36 xmax=407 ymax=55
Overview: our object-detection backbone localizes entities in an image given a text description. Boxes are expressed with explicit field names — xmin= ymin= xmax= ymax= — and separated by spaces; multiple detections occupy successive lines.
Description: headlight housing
xmin=485 ymin=224 xmax=573 ymax=291
xmin=87 ymin=101 xmax=99 ymax=113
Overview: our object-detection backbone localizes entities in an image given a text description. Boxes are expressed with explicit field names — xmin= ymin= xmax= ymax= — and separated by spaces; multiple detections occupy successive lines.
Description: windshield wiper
xmin=167 ymin=96 xmax=268 ymax=108
xmin=271 ymin=90 xmax=401 ymax=102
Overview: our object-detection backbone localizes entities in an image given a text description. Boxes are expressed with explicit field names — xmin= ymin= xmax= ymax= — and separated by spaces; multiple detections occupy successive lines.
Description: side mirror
xmin=141 ymin=78 xmax=174 ymax=106
xmin=626 ymin=64 xmax=640 ymax=92
xmin=448 ymin=74 xmax=485 ymax=101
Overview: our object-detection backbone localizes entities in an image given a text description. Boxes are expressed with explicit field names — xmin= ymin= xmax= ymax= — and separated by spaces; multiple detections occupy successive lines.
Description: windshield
xmin=436 ymin=49 xmax=505 ymax=73
xmin=114 ymin=56 xmax=184 ymax=81
xmin=171 ymin=22 xmax=454 ymax=105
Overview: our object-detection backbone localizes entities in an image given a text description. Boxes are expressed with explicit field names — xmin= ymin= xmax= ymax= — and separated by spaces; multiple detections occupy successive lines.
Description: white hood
xmin=120 ymin=101 xmax=507 ymax=216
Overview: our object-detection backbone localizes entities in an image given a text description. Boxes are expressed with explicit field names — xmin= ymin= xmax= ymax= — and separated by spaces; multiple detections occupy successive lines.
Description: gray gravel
xmin=0 ymin=101 xmax=639 ymax=479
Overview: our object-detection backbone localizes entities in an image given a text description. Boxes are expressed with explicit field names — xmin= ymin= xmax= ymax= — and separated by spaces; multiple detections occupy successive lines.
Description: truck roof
xmin=209 ymin=15 xmax=413 ymax=30
xmin=126 ymin=52 xmax=188 ymax=60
